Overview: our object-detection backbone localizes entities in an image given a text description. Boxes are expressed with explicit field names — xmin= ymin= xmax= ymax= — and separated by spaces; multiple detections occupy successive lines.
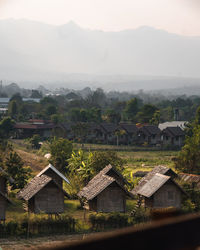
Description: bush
xmin=0 ymin=215 xmax=77 ymax=238
xmin=89 ymin=213 xmax=133 ymax=231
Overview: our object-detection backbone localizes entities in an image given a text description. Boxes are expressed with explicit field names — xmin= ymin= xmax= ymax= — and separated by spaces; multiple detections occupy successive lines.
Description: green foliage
xmin=0 ymin=116 xmax=15 ymax=138
xmin=68 ymin=150 xmax=94 ymax=184
xmin=124 ymin=98 xmax=138 ymax=121
xmin=175 ymin=125 xmax=200 ymax=174
xmin=0 ymin=215 xmax=77 ymax=237
xmin=89 ymin=151 xmax=125 ymax=174
xmin=105 ymin=109 xmax=121 ymax=123
xmin=89 ymin=213 xmax=131 ymax=231
xmin=28 ymin=134 xmax=41 ymax=149
xmin=136 ymin=104 xmax=158 ymax=123
xmin=180 ymin=182 xmax=200 ymax=212
xmin=5 ymin=151 xmax=32 ymax=190
xmin=150 ymin=110 xmax=160 ymax=125
xmin=49 ymin=137 xmax=73 ymax=173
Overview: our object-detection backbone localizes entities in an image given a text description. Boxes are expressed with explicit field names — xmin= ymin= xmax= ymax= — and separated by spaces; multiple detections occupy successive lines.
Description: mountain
xmin=1 ymin=19 xmax=200 ymax=90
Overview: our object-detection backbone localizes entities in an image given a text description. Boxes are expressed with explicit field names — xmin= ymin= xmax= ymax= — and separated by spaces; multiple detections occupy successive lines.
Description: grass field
xmin=10 ymin=139 xmax=179 ymax=175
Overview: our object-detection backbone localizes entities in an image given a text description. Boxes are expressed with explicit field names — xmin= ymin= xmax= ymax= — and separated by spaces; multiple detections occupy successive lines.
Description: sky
xmin=0 ymin=0 xmax=200 ymax=36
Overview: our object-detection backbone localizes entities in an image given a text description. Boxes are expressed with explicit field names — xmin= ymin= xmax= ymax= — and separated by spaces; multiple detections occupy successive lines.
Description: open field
xmin=10 ymin=140 xmax=179 ymax=175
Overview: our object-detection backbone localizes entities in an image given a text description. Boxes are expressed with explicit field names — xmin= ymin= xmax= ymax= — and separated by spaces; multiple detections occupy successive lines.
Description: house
xmin=14 ymin=119 xmax=57 ymax=139
xmin=17 ymin=164 xmax=70 ymax=214
xmin=17 ymin=175 xmax=69 ymax=214
xmin=100 ymin=123 xmax=118 ymax=144
xmin=132 ymin=166 xmax=184 ymax=209
xmin=78 ymin=165 xmax=132 ymax=213
xmin=0 ymin=168 xmax=13 ymax=221
xmin=136 ymin=173 xmax=185 ymax=209
xmin=159 ymin=121 xmax=187 ymax=131
xmin=137 ymin=125 xmax=161 ymax=145
xmin=119 ymin=123 xmax=138 ymax=145
xmin=132 ymin=165 xmax=177 ymax=195
xmin=161 ymin=127 xmax=185 ymax=147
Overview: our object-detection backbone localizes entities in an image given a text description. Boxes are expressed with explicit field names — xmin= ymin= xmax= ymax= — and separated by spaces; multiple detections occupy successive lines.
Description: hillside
xmin=1 ymin=19 xmax=200 ymax=90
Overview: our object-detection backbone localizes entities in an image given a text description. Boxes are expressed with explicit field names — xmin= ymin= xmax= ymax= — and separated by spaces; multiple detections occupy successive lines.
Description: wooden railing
xmin=37 ymin=212 xmax=200 ymax=250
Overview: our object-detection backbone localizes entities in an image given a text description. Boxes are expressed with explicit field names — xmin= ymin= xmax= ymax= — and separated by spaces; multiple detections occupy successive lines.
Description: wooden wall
xmin=96 ymin=183 xmax=126 ymax=212
xmin=0 ymin=195 xmax=6 ymax=220
xmin=33 ymin=182 xmax=64 ymax=214
xmin=146 ymin=181 xmax=182 ymax=209
xmin=44 ymin=169 xmax=63 ymax=187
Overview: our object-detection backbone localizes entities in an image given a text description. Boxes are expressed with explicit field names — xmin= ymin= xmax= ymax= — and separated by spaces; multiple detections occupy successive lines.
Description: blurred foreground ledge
xmin=37 ymin=210 xmax=200 ymax=250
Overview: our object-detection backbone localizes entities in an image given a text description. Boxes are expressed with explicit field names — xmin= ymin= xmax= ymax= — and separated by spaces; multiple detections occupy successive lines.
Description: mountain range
xmin=1 ymin=19 xmax=200 ymax=90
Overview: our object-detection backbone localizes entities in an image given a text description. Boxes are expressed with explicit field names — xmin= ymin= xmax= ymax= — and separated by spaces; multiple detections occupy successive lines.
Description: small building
xmin=78 ymin=165 xmax=132 ymax=213
xmin=119 ymin=123 xmax=138 ymax=145
xmin=132 ymin=165 xmax=177 ymax=195
xmin=159 ymin=121 xmax=187 ymax=131
xmin=17 ymin=164 xmax=70 ymax=214
xmin=100 ymin=123 xmax=118 ymax=144
xmin=137 ymin=125 xmax=161 ymax=145
xmin=17 ymin=175 xmax=69 ymax=214
xmin=161 ymin=127 xmax=185 ymax=147
xmin=14 ymin=119 xmax=58 ymax=139
xmin=136 ymin=173 xmax=185 ymax=209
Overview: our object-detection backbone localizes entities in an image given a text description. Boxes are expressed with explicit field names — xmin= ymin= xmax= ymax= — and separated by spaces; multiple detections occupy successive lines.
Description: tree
xmin=46 ymin=105 xmax=57 ymax=116
xmin=5 ymin=151 xmax=32 ymax=190
xmin=49 ymin=137 xmax=73 ymax=173
xmin=175 ymin=125 xmax=200 ymax=174
xmin=150 ymin=110 xmax=160 ymax=125
xmin=0 ymin=117 xmax=15 ymax=138
xmin=105 ymin=109 xmax=121 ymax=123
xmin=8 ymin=100 xmax=18 ymax=118
xmin=89 ymin=151 xmax=125 ymax=174
xmin=68 ymin=150 xmax=94 ymax=185
xmin=115 ymin=129 xmax=126 ymax=146
xmin=124 ymin=98 xmax=138 ymax=121
xmin=136 ymin=104 xmax=158 ymax=123
xmin=28 ymin=134 xmax=41 ymax=149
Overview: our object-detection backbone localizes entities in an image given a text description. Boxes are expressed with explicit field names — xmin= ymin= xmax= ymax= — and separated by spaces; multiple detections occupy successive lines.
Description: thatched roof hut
xmin=136 ymin=173 xmax=185 ymax=209
xmin=132 ymin=165 xmax=177 ymax=195
xmin=17 ymin=174 xmax=69 ymax=214
xmin=78 ymin=165 xmax=132 ymax=213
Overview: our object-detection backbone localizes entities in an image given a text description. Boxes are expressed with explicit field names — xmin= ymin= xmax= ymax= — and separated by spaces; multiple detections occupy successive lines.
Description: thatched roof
xmin=17 ymin=174 xmax=69 ymax=201
xmin=37 ymin=164 xmax=70 ymax=184
xmin=88 ymin=164 xmax=129 ymax=186
xmin=137 ymin=173 xmax=170 ymax=197
xmin=132 ymin=166 xmax=177 ymax=195
xmin=137 ymin=173 xmax=186 ymax=198
xmin=78 ymin=165 xmax=132 ymax=200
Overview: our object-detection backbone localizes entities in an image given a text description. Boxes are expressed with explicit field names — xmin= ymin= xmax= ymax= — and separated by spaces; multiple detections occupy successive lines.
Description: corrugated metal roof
xmin=137 ymin=173 xmax=170 ymax=198
xmin=179 ymin=173 xmax=200 ymax=188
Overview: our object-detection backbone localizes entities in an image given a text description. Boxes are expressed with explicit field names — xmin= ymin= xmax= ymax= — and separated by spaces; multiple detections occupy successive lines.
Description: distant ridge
xmin=0 ymin=19 xmax=200 ymax=90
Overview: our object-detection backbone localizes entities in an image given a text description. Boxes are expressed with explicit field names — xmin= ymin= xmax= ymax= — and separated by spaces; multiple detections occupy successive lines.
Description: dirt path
xmin=0 ymin=233 xmax=100 ymax=250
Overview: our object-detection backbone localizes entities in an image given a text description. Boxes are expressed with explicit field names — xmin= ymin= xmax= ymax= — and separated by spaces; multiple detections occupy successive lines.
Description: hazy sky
xmin=0 ymin=0 xmax=200 ymax=36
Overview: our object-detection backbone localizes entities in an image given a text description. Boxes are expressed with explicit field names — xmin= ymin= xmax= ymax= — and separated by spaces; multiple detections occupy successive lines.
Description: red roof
xmin=14 ymin=123 xmax=55 ymax=129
